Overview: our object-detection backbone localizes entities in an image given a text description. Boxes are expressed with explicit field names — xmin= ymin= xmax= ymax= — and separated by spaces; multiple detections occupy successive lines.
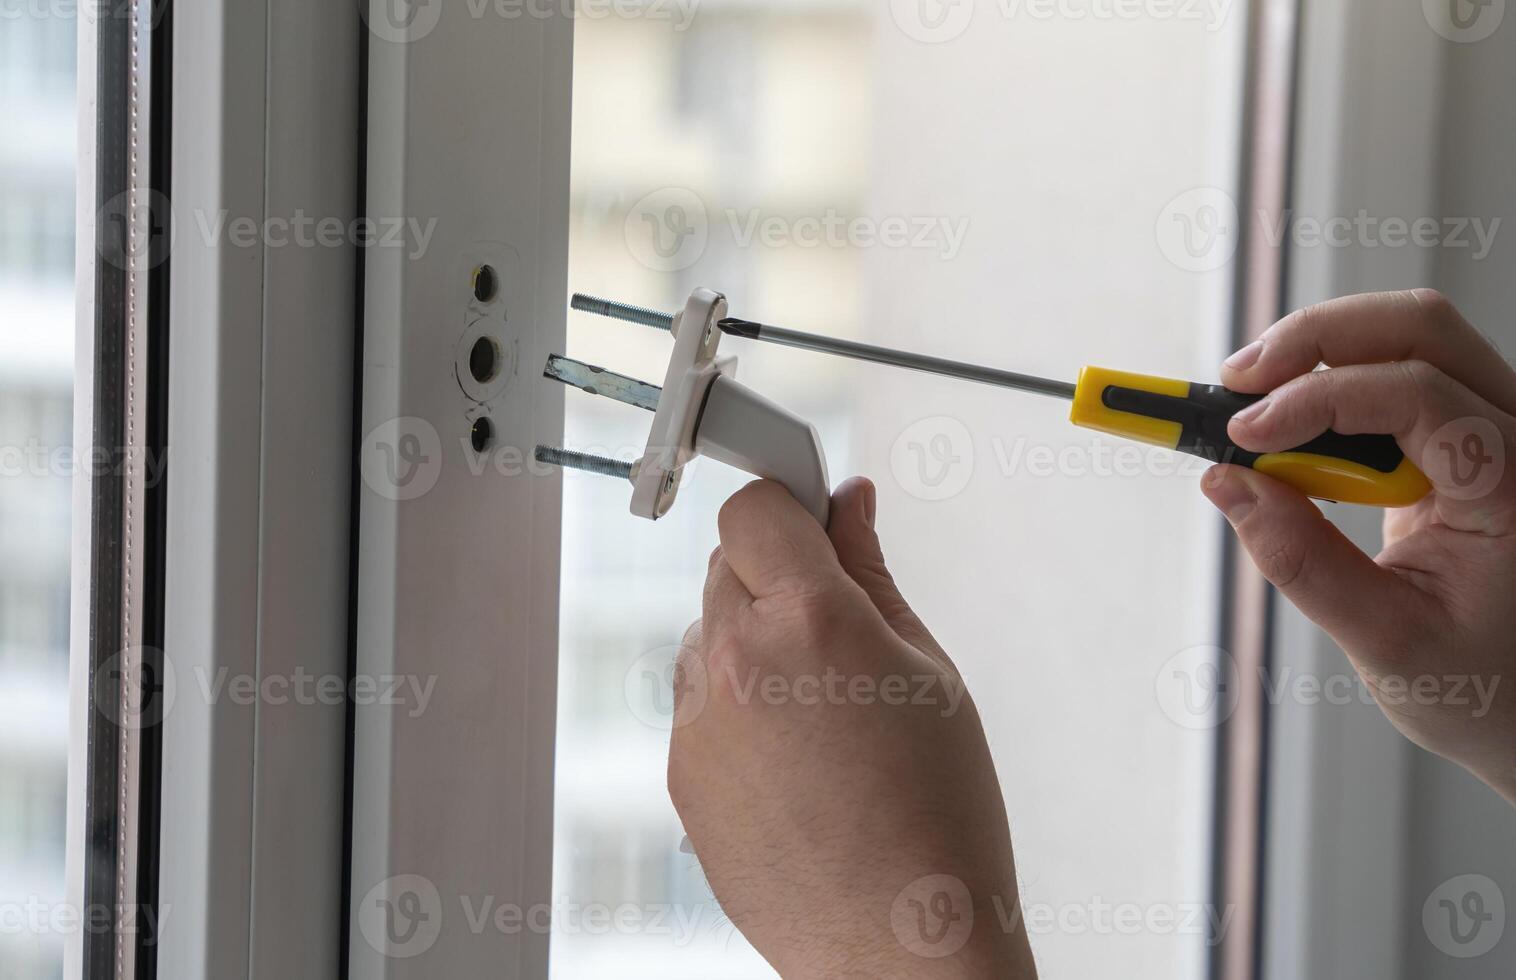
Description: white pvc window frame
xmin=69 ymin=0 xmax=366 ymax=975
xmin=68 ymin=1 xmax=575 ymax=976
xmin=1260 ymin=1 xmax=1446 ymax=977
xmin=149 ymin=0 xmax=364 ymax=975
xmin=346 ymin=3 xmax=573 ymax=975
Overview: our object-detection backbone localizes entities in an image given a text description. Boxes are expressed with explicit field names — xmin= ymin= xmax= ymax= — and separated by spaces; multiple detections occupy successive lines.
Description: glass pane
xmin=558 ymin=6 xmax=1243 ymax=978
xmin=0 ymin=5 xmax=77 ymax=979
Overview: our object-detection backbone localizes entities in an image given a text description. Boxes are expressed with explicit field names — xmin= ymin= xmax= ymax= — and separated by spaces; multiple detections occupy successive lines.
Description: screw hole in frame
xmin=469 ymin=337 xmax=501 ymax=384
xmin=470 ymin=416 xmax=495 ymax=454
xmin=473 ymin=264 xmax=500 ymax=304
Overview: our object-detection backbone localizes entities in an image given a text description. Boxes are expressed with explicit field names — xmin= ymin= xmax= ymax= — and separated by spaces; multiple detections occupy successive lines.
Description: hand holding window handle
xmin=1204 ymin=289 xmax=1516 ymax=806
xmin=669 ymin=478 xmax=1039 ymax=979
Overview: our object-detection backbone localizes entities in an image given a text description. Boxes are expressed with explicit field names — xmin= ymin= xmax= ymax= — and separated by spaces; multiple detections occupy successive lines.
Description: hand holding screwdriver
xmin=1204 ymin=289 xmax=1516 ymax=804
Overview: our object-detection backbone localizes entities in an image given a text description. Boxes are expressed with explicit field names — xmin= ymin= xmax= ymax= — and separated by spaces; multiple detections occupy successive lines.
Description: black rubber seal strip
xmin=339 ymin=6 xmax=371 ymax=976
xmin=82 ymin=5 xmax=132 ymax=974
xmin=134 ymin=2 xmax=173 ymax=975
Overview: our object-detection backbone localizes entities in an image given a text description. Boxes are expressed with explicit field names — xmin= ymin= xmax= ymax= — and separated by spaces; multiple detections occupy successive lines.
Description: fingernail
xmin=1232 ymin=398 xmax=1269 ymax=426
xmin=1202 ymin=468 xmax=1257 ymax=525
xmin=1224 ymin=341 xmax=1264 ymax=371
xmin=861 ymin=480 xmax=877 ymax=528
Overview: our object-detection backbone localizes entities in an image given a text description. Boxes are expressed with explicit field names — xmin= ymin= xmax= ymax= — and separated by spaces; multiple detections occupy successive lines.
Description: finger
xmin=1222 ymin=290 xmax=1516 ymax=417
xmin=1227 ymin=361 xmax=1516 ymax=531
xmin=680 ymin=618 xmax=704 ymax=661
xmin=701 ymin=549 xmax=752 ymax=634
xmin=1201 ymin=465 xmax=1438 ymax=661
xmin=673 ymin=619 xmax=710 ymax=731
xmin=717 ymin=480 xmax=851 ymax=601
xmin=827 ymin=477 xmax=940 ymax=654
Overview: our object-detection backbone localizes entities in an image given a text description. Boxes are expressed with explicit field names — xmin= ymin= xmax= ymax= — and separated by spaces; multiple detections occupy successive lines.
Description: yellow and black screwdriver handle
xmin=1068 ymin=367 xmax=1433 ymax=508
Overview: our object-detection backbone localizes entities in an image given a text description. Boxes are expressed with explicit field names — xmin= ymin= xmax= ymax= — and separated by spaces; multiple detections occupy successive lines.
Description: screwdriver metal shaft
xmin=718 ymin=317 xmax=1078 ymax=401
xmin=570 ymin=292 xmax=1077 ymax=401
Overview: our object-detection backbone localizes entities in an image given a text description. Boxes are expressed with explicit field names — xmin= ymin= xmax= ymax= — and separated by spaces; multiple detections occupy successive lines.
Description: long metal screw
xmin=534 ymin=445 xmax=635 ymax=482
xmin=571 ymin=293 xmax=675 ymax=332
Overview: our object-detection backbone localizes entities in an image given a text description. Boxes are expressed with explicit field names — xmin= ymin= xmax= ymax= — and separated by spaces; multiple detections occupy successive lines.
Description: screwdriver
xmin=571 ymin=295 xmax=1433 ymax=508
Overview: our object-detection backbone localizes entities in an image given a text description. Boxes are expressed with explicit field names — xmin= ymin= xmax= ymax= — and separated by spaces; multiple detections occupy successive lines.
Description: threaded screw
xmin=534 ymin=445 xmax=635 ymax=481
xmin=570 ymin=293 xmax=675 ymax=332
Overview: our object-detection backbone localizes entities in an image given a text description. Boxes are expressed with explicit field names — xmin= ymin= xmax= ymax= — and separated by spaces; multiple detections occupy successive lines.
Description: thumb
xmin=828 ymin=478 xmax=938 ymax=652
xmin=1201 ymin=465 xmax=1433 ymax=663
